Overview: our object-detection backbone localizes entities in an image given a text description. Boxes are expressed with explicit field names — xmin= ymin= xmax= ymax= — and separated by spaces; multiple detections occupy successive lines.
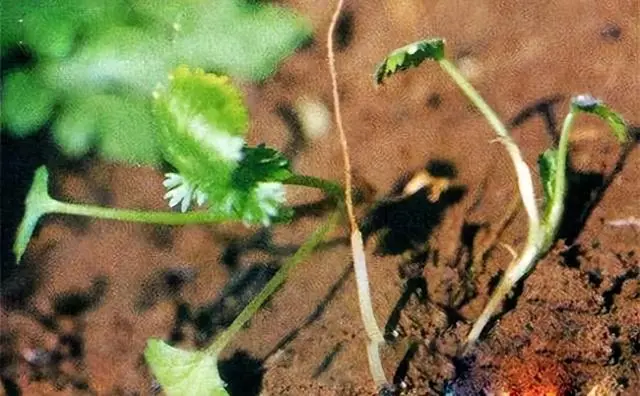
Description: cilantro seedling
xmin=14 ymin=66 xmax=344 ymax=396
xmin=375 ymin=38 xmax=629 ymax=351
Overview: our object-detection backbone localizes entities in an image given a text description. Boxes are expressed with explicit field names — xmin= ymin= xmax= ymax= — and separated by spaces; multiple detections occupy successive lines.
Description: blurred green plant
xmin=1 ymin=0 xmax=311 ymax=164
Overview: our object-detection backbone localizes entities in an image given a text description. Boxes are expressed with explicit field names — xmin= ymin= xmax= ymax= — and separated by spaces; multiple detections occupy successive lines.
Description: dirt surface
xmin=2 ymin=0 xmax=639 ymax=395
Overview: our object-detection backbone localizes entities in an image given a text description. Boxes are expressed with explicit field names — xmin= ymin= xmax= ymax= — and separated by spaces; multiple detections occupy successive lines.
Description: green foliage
xmin=572 ymin=95 xmax=628 ymax=143
xmin=374 ymin=38 xmax=445 ymax=85
xmin=1 ymin=71 xmax=56 ymax=137
xmin=538 ymin=149 xmax=558 ymax=206
xmin=13 ymin=167 xmax=54 ymax=263
xmin=145 ymin=339 xmax=229 ymax=396
xmin=1 ymin=0 xmax=311 ymax=164
xmin=154 ymin=66 xmax=291 ymax=226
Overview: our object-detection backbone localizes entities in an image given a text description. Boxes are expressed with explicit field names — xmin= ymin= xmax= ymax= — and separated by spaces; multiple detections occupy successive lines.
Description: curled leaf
xmin=13 ymin=167 xmax=57 ymax=263
xmin=374 ymin=38 xmax=445 ymax=85
xmin=144 ymin=339 xmax=228 ymax=396
xmin=572 ymin=95 xmax=628 ymax=143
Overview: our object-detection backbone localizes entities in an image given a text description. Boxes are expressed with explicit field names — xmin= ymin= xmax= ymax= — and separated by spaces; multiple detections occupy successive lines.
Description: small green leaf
xmin=233 ymin=145 xmax=293 ymax=189
xmin=538 ymin=149 xmax=558 ymax=206
xmin=144 ymin=339 xmax=229 ymax=396
xmin=572 ymin=95 xmax=628 ymax=143
xmin=374 ymin=38 xmax=445 ymax=85
xmin=14 ymin=167 xmax=56 ymax=263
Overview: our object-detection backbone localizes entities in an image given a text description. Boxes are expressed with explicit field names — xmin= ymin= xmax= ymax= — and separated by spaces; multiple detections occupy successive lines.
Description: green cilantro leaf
xmin=154 ymin=67 xmax=289 ymax=226
xmin=374 ymin=38 xmax=445 ymax=85
xmin=233 ymin=145 xmax=293 ymax=189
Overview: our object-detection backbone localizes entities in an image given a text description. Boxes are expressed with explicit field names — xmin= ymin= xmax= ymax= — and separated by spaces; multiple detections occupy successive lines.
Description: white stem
xmin=351 ymin=231 xmax=385 ymax=345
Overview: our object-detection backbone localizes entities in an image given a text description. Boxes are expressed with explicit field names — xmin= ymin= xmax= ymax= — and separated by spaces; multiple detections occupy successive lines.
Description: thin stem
xmin=328 ymin=0 xmax=389 ymax=389
xmin=328 ymin=0 xmax=356 ymax=231
xmin=542 ymin=109 xmax=575 ymax=248
xmin=43 ymin=173 xmax=342 ymax=226
xmin=207 ymin=209 xmax=341 ymax=355
xmin=438 ymin=58 xmax=548 ymax=351
xmin=438 ymin=59 xmax=540 ymax=234
xmin=284 ymin=174 xmax=344 ymax=200
xmin=465 ymin=242 xmax=540 ymax=350
xmin=51 ymin=200 xmax=229 ymax=225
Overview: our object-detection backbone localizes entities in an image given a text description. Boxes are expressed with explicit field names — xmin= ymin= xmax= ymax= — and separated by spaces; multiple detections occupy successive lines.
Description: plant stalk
xmin=438 ymin=59 xmax=541 ymax=234
xmin=50 ymin=200 xmax=229 ymax=225
xmin=542 ymin=109 xmax=575 ymax=248
xmin=284 ymin=174 xmax=344 ymax=201
xmin=207 ymin=208 xmax=342 ymax=355
xmin=464 ymin=106 xmax=578 ymax=350
xmin=38 ymin=174 xmax=341 ymax=226
xmin=328 ymin=0 xmax=389 ymax=389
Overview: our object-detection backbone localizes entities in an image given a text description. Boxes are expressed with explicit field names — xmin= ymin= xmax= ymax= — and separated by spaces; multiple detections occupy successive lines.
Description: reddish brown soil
xmin=2 ymin=1 xmax=639 ymax=395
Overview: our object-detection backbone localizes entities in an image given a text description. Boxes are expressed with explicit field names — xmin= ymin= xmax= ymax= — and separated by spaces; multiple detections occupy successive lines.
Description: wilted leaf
xmin=145 ymin=339 xmax=229 ymax=396
xmin=374 ymin=38 xmax=445 ymax=85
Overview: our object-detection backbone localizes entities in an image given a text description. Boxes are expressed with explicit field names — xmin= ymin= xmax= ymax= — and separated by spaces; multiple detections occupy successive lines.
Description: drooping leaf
xmin=144 ymin=339 xmax=229 ymax=396
xmin=374 ymin=38 xmax=445 ymax=85
xmin=572 ymin=95 xmax=628 ymax=143
xmin=537 ymin=149 xmax=558 ymax=206
xmin=13 ymin=167 xmax=56 ymax=263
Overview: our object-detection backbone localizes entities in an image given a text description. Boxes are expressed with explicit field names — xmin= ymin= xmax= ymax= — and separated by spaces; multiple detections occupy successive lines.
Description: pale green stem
xmin=41 ymin=174 xmax=341 ymax=225
xmin=284 ymin=174 xmax=344 ymax=201
xmin=465 ymin=107 xmax=579 ymax=350
xmin=435 ymin=59 xmax=551 ymax=351
xmin=207 ymin=209 xmax=342 ymax=355
xmin=438 ymin=59 xmax=540 ymax=234
xmin=50 ymin=200 xmax=229 ymax=225
xmin=542 ymin=109 xmax=575 ymax=249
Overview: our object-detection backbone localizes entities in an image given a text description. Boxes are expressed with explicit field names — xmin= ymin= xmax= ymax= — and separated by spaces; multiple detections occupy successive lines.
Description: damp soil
xmin=2 ymin=1 xmax=639 ymax=395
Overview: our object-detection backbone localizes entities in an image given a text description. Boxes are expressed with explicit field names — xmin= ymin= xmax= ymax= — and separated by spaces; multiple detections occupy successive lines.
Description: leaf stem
xmin=207 ymin=208 xmax=342 ymax=355
xmin=284 ymin=174 xmax=344 ymax=201
xmin=51 ymin=200 xmax=230 ymax=225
